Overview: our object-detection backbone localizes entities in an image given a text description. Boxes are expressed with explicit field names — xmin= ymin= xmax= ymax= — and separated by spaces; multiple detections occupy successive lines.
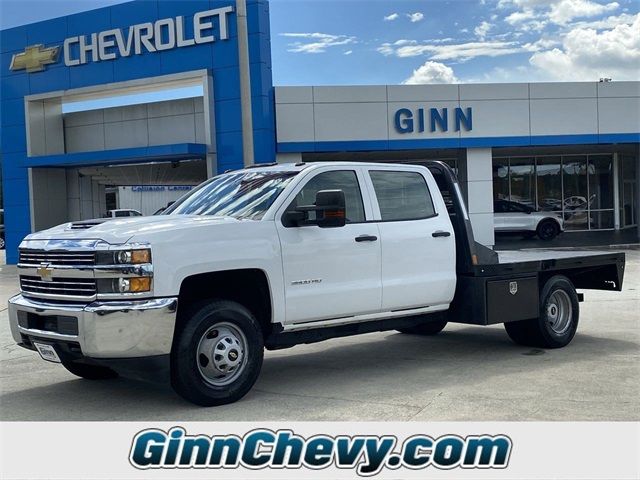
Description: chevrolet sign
xmin=9 ymin=6 xmax=233 ymax=73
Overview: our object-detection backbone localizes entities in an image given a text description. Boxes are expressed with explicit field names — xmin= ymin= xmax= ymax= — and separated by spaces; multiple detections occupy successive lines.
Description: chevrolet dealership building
xmin=1 ymin=0 xmax=638 ymax=263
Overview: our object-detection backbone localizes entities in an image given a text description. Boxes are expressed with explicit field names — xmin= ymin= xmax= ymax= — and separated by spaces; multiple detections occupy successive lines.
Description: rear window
xmin=370 ymin=171 xmax=436 ymax=221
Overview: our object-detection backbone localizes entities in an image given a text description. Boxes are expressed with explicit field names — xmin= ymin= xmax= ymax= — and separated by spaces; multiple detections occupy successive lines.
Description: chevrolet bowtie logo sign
xmin=10 ymin=44 xmax=60 ymax=73
xmin=36 ymin=263 xmax=54 ymax=282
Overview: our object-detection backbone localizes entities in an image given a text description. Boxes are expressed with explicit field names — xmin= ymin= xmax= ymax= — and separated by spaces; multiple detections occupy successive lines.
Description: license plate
xmin=33 ymin=342 xmax=61 ymax=363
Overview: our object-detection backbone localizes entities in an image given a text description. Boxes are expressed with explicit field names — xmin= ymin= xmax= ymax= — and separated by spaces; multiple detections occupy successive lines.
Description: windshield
xmin=163 ymin=170 xmax=298 ymax=220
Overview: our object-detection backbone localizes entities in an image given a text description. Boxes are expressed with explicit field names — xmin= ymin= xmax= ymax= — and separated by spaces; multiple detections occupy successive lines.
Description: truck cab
xmin=8 ymin=161 xmax=625 ymax=406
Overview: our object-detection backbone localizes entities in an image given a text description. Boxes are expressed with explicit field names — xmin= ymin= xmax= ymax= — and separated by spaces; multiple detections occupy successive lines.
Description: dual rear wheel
xmin=504 ymin=275 xmax=579 ymax=348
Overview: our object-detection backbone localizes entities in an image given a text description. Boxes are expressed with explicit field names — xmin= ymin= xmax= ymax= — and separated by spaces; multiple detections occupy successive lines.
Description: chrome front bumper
xmin=8 ymin=294 xmax=178 ymax=358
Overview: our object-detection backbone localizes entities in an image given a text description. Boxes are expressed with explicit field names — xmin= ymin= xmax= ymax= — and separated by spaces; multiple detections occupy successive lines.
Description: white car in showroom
xmin=494 ymin=200 xmax=564 ymax=240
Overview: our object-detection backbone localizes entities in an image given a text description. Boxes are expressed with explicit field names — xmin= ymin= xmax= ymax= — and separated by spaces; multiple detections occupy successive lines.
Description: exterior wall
xmin=64 ymin=98 xmax=206 ymax=152
xmin=275 ymin=82 xmax=640 ymax=152
xmin=460 ymin=148 xmax=495 ymax=247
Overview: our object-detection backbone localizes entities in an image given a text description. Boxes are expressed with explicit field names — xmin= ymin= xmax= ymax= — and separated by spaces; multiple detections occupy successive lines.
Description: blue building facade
xmin=1 ymin=0 xmax=276 ymax=263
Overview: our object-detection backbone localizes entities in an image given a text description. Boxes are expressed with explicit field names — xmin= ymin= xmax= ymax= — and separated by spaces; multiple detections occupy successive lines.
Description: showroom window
xmin=619 ymin=154 xmax=638 ymax=228
xmin=493 ymin=154 xmax=616 ymax=231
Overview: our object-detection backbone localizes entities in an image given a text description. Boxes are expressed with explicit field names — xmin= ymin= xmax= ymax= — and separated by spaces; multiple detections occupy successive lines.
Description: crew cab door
xmin=275 ymin=168 xmax=382 ymax=324
xmin=364 ymin=167 xmax=456 ymax=311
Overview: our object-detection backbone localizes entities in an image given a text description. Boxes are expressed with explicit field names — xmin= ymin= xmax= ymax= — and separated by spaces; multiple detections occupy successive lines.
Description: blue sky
xmin=1 ymin=0 xmax=638 ymax=87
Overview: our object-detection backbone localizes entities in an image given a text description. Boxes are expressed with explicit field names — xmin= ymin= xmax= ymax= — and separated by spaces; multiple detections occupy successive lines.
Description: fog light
xmin=129 ymin=277 xmax=151 ymax=292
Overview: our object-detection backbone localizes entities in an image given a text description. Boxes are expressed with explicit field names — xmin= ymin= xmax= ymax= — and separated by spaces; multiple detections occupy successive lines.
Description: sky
xmin=1 ymin=0 xmax=639 ymax=87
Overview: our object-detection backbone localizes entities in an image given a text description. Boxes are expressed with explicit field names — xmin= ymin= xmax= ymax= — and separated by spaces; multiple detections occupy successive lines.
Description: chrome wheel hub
xmin=196 ymin=322 xmax=247 ymax=386
xmin=546 ymin=289 xmax=572 ymax=335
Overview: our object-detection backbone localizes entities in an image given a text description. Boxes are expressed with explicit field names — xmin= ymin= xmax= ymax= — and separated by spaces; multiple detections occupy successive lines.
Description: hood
xmin=24 ymin=215 xmax=241 ymax=245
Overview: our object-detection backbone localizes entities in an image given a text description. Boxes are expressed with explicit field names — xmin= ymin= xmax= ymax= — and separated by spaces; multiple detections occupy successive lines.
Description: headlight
xmin=115 ymin=249 xmax=151 ymax=264
xmin=97 ymin=277 xmax=152 ymax=293
xmin=97 ymin=248 xmax=151 ymax=265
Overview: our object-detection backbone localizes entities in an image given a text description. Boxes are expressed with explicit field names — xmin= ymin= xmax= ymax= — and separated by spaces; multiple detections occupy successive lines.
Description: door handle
xmin=355 ymin=235 xmax=378 ymax=242
xmin=432 ymin=230 xmax=451 ymax=238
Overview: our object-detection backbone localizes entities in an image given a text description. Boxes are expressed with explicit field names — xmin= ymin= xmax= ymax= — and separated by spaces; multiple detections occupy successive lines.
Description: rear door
xmin=275 ymin=167 xmax=382 ymax=324
xmin=364 ymin=167 xmax=456 ymax=311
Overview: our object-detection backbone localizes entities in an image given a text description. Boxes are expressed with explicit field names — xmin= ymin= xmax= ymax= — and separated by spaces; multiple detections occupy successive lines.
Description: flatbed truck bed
xmin=425 ymin=161 xmax=625 ymax=328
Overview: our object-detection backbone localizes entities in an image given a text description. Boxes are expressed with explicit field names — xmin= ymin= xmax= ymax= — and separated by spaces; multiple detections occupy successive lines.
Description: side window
xmin=288 ymin=170 xmax=365 ymax=223
xmin=370 ymin=171 xmax=436 ymax=221
xmin=115 ymin=211 xmax=127 ymax=217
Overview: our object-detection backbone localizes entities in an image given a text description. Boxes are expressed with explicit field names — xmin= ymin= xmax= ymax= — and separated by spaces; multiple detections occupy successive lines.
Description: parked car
xmin=0 ymin=209 xmax=4 ymax=249
xmin=8 ymin=162 xmax=624 ymax=406
xmin=494 ymin=200 xmax=564 ymax=240
xmin=104 ymin=209 xmax=143 ymax=218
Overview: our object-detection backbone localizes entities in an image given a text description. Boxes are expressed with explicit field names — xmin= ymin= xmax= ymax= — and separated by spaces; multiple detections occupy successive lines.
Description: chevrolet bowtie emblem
xmin=10 ymin=44 xmax=60 ymax=73
xmin=37 ymin=263 xmax=54 ymax=282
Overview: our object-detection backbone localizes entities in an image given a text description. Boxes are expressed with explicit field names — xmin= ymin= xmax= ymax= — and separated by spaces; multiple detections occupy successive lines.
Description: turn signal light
xmin=129 ymin=277 xmax=151 ymax=292
xmin=131 ymin=249 xmax=151 ymax=264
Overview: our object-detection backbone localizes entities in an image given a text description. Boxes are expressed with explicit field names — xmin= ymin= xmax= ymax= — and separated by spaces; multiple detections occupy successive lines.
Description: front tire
xmin=171 ymin=300 xmax=264 ymax=406
xmin=537 ymin=220 xmax=560 ymax=241
xmin=504 ymin=275 xmax=579 ymax=348
xmin=62 ymin=361 xmax=118 ymax=380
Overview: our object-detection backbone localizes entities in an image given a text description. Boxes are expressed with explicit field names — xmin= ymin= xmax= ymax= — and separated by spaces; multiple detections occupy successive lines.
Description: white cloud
xmin=384 ymin=13 xmax=399 ymax=21
xmin=548 ymin=0 xmax=619 ymax=25
xmin=529 ymin=13 xmax=640 ymax=80
xmin=280 ymin=32 xmax=356 ymax=54
xmin=378 ymin=40 xmax=523 ymax=61
xmin=523 ymin=37 xmax=561 ymax=51
xmin=403 ymin=61 xmax=458 ymax=84
xmin=502 ymin=0 xmax=621 ymax=31
xmin=344 ymin=50 xmax=353 ymax=55
xmin=407 ymin=12 xmax=425 ymax=22
xmin=571 ymin=12 xmax=638 ymax=29
xmin=474 ymin=21 xmax=494 ymax=39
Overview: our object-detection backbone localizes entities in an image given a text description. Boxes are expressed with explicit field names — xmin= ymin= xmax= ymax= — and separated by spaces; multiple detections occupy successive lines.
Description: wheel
xmin=170 ymin=300 xmax=264 ymax=406
xmin=504 ymin=275 xmax=579 ymax=348
xmin=0 ymin=236 xmax=5 ymax=249
xmin=62 ymin=361 xmax=118 ymax=380
xmin=398 ymin=317 xmax=448 ymax=335
xmin=536 ymin=220 xmax=559 ymax=241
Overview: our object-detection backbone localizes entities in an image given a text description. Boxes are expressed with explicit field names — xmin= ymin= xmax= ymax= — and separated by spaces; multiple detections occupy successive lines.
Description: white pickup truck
xmin=8 ymin=162 xmax=625 ymax=406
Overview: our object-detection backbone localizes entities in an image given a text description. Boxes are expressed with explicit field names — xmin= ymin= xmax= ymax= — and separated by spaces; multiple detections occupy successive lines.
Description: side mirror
xmin=284 ymin=189 xmax=346 ymax=228
xmin=314 ymin=190 xmax=346 ymax=228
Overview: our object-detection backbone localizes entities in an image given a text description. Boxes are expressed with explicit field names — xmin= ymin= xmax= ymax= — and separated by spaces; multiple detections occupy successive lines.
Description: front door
xmin=276 ymin=168 xmax=382 ymax=324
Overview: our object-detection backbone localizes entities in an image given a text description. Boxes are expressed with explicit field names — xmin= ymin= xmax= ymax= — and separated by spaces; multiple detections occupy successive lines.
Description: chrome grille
xmin=20 ymin=276 xmax=97 ymax=298
xmin=19 ymin=249 xmax=95 ymax=266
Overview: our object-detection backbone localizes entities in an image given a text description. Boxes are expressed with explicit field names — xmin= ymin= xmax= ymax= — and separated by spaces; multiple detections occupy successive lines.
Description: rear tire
xmin=536 ymin=220 xmax=560 ymax=241
xmin=62 ymin=361 xmax=118 ymax=380
xmin=398 ymin=317 xmax=448 ymax=336
xmin=171 ymin=300 xmax=264 ymax=406
xmin=504 ymin=275 xmax=579 ymax=348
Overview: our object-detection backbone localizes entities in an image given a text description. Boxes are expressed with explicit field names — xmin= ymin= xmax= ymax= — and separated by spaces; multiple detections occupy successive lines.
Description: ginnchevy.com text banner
xmin=1 ymin=422 xmax=638 ymax=479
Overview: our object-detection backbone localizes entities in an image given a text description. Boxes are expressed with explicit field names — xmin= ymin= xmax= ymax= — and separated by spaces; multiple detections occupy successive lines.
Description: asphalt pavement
xmin=1 ymin=247 xmax=638 ymax=421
